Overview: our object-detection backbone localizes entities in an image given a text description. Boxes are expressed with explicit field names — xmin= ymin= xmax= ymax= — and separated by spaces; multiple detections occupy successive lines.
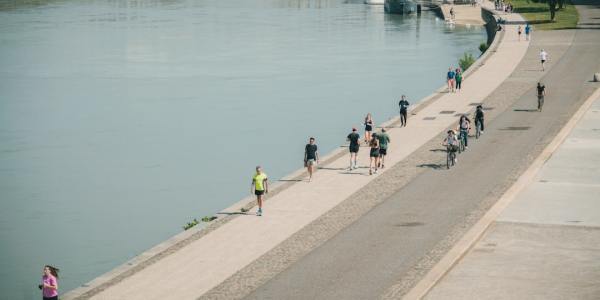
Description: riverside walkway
xmin=440 ymin=4 xmax=486 ymax=25
xmin=65 ymin=3 xmax=530 ymax=300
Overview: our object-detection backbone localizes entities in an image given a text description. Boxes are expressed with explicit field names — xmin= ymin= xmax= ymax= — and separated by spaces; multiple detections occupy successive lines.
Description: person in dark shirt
xmin=304 ymin=137 xmax=319 ymax=182
xmin=398 ymin=95 xmax=410 ymax=127
xmin=347 ymin=127 xmax=360 ymax=170
xmin=536 ymin=82 xmax=546 ymax=111
xmin=475 ymin=105 xmax=485 ymax=133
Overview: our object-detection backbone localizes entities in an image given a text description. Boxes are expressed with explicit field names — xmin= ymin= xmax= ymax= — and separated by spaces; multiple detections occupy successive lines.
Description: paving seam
xmin=401 ymin=84 xmax=600 ymax=300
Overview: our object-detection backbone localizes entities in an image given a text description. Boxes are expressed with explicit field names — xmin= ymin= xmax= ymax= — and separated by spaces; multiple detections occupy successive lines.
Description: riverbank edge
xmin=62 ymin=7 xmax=501 ymax=300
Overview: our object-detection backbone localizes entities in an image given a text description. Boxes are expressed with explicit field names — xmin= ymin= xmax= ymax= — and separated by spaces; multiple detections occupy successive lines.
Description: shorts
xmin=255 ymin=189 xmax=264 ymax=196
xmin=541 ymin=59 xmax=546 ymax=64
xmin=306 ymin=159 xmax=316 ymax=166
xmin=379 ymin=148 xmax=387 ymax=155
xmin=370 ymin=148 xmax=380 ymax=158
xmin=349 ymin=145 xmax=359 ymax=153
xmin=365 ymin=126 xmax=372 ymax=132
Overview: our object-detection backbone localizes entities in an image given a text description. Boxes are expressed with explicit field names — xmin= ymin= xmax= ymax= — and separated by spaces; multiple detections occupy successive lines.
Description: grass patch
xmin=511 ymin=0 xmax=579 ymax=30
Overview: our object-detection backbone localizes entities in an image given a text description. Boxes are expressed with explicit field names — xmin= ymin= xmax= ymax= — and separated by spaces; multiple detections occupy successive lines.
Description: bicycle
xmin=446 ymin=145 xmax=457 ymax=169
xmin=458 ymin=129 xmax=467 ymax=152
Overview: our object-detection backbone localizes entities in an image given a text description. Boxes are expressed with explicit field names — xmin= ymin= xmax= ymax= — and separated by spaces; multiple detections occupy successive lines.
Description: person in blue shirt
xmin=447 ymin=67 xmax=456 ymax=92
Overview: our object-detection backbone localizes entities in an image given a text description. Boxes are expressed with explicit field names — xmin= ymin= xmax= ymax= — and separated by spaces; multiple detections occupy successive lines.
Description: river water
xmin=0 ymin=0 xmax=485 ymax=298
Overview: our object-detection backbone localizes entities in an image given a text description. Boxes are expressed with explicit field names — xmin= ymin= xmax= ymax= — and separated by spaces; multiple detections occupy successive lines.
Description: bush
xmin=479 ymin=42 xmax=489 ymax=54
xmin=459 ymin=52 xmax=476 ymax=71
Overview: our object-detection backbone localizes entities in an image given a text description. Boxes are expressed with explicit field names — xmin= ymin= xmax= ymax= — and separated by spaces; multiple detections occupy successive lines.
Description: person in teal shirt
xmin=377 ymin=128 xmax=391 ymax=168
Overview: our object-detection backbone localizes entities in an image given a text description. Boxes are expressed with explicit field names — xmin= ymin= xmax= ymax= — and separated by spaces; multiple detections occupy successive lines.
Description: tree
xmin=459 ymin=52 xmax=476 ymax=71
xmin=548 ymin=0 xmax=558 ymax=21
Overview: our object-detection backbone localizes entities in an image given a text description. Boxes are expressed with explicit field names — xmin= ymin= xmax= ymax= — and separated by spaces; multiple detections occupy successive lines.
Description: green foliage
xmin=479 ymin=42 xmax=489 ymax=54
xmin=512 ymin=0 xmax=578 ymax=30
xmin=183 ymin=218 xmax=199 ymax=230
xmin=458 ymin=52 xmax=476 ymax=71
xmin=201 ymin=216 xmax=217 ymax=222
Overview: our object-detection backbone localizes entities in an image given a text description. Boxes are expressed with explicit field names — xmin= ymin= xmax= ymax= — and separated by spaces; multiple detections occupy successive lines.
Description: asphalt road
xmin=245 ymin=2 xmax=600 ymax=299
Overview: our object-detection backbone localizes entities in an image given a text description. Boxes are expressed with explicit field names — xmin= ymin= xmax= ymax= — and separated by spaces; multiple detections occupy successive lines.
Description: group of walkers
xmin=494 ymin=0 xmax=513 ymax=13
xmin=517 ymin=24 xmax=532 ymax=41
xmin=447 ymin=67 xmax=464 ymax=93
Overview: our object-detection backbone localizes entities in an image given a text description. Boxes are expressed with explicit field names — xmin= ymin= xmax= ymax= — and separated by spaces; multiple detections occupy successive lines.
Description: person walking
xmin=251 ymin=166 xmax=268 ymax=216
xmin=474 ymin=105 xmax=485 ymax=133
xmin=304 ymin=137 xmax=319 ymax=182
xmin=398 ymin=95 xmax=410 ymax=127
xmin=364 ymin=113 xmax=374 ymax=144
xmin=536 ymin=82 xmax=546 ymax=111
xmin=517 ymin=25 xmax=522 ymax=41
xmin=447 ymin=67 xmax=456 ymax=92
xmin=40 ymin=265 xmax=59 ymax=300
xmin=540 ymin=49 xmax=548 ymax=71
xmin=377 ymin=128 xmax=391 ymax=168
xmin=368 ymin=135 xmax=380 ymax=175
xmin=525 ymin=23 xmax=531 ymax=41
xmin=455 ymin=68 xmax=463 ymax=91
xmin=347 ymin=127 xmax=360 ymax=170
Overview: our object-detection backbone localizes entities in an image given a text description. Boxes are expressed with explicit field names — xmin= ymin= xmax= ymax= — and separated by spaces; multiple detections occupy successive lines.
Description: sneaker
xmin=369 ymin=169 xmax=373 ymax=175
xmin=256 ymin=209 xmax=262 ymax=216
xmin=353 ymin=165 xmax=358 ymax=170
xmin=374 ymin=169 xmax=378 ymax=174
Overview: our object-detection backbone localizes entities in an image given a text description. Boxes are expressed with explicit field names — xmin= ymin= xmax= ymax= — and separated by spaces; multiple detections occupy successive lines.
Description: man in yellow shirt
xmin=251 ymin=166 xmax=268 ymax=216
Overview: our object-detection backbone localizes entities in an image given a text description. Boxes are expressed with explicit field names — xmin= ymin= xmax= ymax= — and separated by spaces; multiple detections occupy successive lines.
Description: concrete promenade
xmin=63 ymin=2 xmax=528 ymax=300
xmin=426 ymin=87 xmax=600 ymax=300
xmin=440 ymin=4 xmax=486 ymax=26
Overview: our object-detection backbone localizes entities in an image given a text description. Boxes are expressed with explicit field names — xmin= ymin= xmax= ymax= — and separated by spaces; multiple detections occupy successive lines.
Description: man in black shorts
xmin=347 ymin=127 xmax=360 ymax=170
xmin=536 ymin=82 xmax=546 ymax=111
xmin=304 ymin=137 xmax=319 ymax=182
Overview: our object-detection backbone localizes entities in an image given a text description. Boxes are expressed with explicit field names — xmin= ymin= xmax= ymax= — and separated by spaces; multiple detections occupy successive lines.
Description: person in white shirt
xmin=540 ymin=49 xmax=548 ymax=71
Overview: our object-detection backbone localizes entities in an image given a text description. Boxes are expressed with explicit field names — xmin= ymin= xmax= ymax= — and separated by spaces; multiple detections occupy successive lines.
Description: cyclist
xmin=457 ymin=114 xmax=471 ymax=149
xmin=442 ymin=130 xmax=459 ymax=163
xmin=536 ymin=82 xmax=546 ymax=111
xmin=474 ymin=105 xmax=484 ymax=134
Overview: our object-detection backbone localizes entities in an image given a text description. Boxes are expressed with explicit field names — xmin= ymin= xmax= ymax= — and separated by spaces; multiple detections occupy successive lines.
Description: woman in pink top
xmin=40 ymin=265 xmax=59 ymax=300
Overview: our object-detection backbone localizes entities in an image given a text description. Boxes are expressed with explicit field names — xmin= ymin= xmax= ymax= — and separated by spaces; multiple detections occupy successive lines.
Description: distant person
xmin=368 ymin=134 xmax=380 ymax=175
xmin=540 ymin=49 xmax=548 ymax=71
xmin=377 ymin=128 xmax=391 ymax=168
xmin=449 ymin=7 xmax=455 ymax=20
xmin=251 ymin=166 xmax=268 ymax=216
xmin=525 ymin=24 xmax=531 ymax=40
xmin=364 ymin=113 xmax=374 ymax=144
xmin=347 ymin=127 xmax=360 ymax=170
xmin=40 ymin=265 xmax=59 ymax=300
xmin=536 ymin=82 xmax=546 ymax=111
xmin=447 ymin=67 xmax=456 ymax=92
xmin=455 ymin=68 xmax=463 ymax=91
xmin=443 ymin=130 xmax=460 ymax=163
xmin=458 ymin=114 xmax=471 ymax=149
xmin=304 ymin=137 xmax=319 ymax=182
xmin=517 ymin=25 xmax=522 ymax=41
xmin=475 ymin=105 xmax=485 ymax=133
xmin=398 ymin=95 xmax=410 ymax=127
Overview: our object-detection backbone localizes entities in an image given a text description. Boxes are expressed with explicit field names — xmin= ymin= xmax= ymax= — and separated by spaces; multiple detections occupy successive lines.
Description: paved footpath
xmin=426 ymin=87 xmax=600 ymax=300
xmin=64 ymin=2 xmax=529 ymax=300
xmin=245 ymin=1 xmax=600 ymax=299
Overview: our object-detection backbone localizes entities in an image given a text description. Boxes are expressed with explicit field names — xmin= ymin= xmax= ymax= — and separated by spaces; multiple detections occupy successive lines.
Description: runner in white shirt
xmin=540 ymin=49 xmax=548 ymax=71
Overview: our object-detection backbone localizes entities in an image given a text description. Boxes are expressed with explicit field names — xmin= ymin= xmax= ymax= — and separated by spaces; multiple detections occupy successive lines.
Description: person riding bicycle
xmin=457 ymin=114 xmax=471 ymax=149
xmin=443 ymin=130 xmax=459 ymax=163
xmin=474 ymin=105 xmax=484 ymax=133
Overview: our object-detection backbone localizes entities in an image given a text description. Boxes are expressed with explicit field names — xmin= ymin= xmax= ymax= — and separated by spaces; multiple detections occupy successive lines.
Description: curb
xmin=402 ymin=85 xmax=600 ymax=300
